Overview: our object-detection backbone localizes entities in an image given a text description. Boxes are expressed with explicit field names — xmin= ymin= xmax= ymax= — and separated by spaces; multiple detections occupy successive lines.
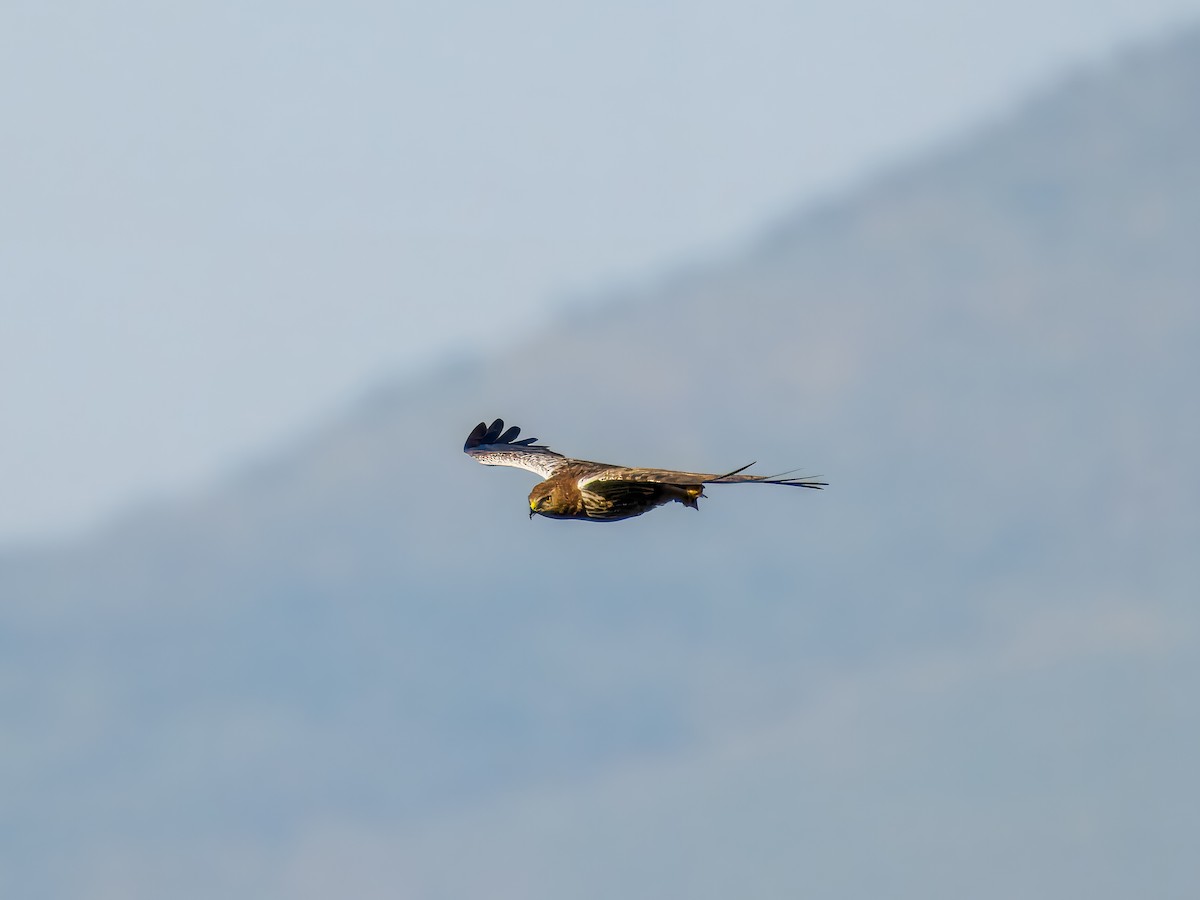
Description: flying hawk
xmin=464 ymin=418 xmax=825 ymax=522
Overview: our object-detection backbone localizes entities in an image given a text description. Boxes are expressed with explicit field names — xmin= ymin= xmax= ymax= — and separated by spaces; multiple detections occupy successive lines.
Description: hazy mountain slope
xmin=3 ymin=28 xmax=1199 ymax=900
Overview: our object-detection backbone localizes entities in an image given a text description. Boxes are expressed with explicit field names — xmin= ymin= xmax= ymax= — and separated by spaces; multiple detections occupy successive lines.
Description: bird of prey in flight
xmin=464 ymin=418 xmax=825 ymax=522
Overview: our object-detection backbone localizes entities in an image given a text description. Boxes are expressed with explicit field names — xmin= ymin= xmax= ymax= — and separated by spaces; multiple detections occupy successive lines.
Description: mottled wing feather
xmin=463 ymin=418 xmax=568 ymax=480
xmin=579 ymin=464 xmax=825 ymax=489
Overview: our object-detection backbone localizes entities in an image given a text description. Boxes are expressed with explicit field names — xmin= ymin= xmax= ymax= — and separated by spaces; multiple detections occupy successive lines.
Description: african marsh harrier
xmin=464 ymin=418 xmax=824 ymax=522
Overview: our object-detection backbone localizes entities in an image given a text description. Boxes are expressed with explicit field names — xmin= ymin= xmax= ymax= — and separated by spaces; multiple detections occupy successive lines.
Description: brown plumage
xmin=463 ymin=418 xmax=825 ymax=522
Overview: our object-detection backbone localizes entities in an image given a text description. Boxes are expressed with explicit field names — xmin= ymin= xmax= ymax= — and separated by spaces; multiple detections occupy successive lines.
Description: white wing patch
xmin=463 ymin=419 xmax=566 ymax=480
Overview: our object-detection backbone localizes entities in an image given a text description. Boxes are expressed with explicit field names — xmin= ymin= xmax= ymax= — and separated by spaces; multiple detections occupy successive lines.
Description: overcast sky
xmin=3 ymin=0 xmax=1199 ymax=545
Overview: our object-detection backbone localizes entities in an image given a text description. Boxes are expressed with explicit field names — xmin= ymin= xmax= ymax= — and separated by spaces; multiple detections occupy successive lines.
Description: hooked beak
xmin=529 ymin=498 xmax=537 ymax=519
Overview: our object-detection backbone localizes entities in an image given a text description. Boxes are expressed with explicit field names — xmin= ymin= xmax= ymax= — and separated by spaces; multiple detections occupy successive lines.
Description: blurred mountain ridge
xmin=2 ymin=24 xmax=1199 ymax=900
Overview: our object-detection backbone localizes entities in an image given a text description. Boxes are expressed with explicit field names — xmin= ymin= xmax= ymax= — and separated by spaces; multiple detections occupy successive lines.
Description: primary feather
xmin=463 ymin=418 xmax=566 ymax=480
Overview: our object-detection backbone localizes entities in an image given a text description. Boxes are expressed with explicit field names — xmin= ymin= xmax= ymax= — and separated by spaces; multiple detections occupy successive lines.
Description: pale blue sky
xmin=2 ymin=0 xmax=1199 ymax=543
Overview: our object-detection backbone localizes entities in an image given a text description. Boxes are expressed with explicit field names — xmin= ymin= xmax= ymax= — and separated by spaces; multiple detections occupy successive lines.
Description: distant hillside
xmin=3 ymin=26 xmax=1198 ymax=900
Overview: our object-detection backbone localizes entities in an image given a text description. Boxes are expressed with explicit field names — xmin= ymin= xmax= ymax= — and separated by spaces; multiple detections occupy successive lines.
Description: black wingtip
xmin=464 ymin=418 xmax=544 ymax=452
xmin=482 ymin=418 xmax=505 ymax=443
xmin=769 ymin=474 xmax=827 ymax=489
xmin=716 ymin=462 xmax=757 ymax=479
xmin=792 ymin=480 xmax=827 ymax=489
xmin=464 ymin=420 xmax=491 ymax=452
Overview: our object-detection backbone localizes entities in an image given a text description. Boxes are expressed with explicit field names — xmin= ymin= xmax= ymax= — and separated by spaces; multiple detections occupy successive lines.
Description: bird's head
xmin=528 ymin=482 xmax=556 ymax=519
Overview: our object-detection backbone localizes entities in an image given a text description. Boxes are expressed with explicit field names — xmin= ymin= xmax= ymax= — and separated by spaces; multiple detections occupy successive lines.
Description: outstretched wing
xmin=463 ymin=418 xmax=568 ymax=480
xmin=580 ymin=462 xmax=825 ymax=489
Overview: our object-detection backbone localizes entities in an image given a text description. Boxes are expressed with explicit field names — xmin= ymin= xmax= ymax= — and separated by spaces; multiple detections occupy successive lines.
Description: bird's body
xmin=529 ymin=465 xmax=707 ymax=521
xmin=464 ymin=418 xmax=824 ymax=522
